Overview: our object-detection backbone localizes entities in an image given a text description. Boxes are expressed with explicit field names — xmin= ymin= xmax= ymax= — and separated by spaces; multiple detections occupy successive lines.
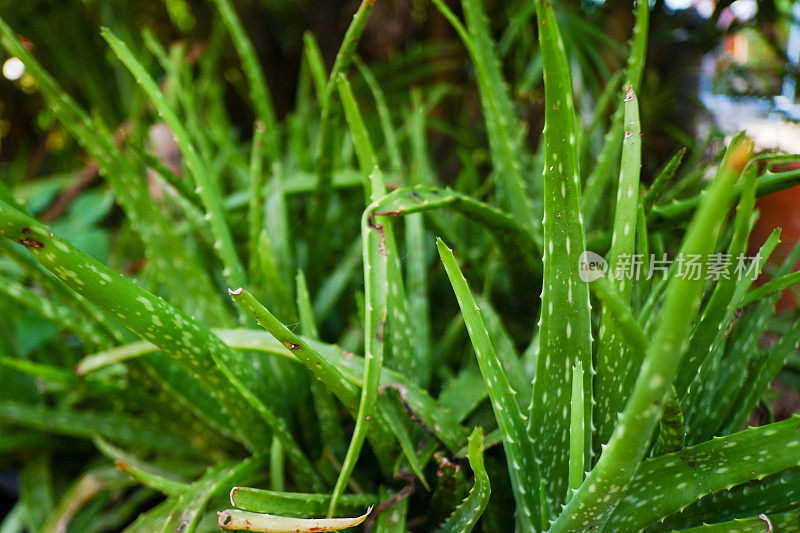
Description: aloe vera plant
xmin=3 ymin=1 xmax=800 ymax=532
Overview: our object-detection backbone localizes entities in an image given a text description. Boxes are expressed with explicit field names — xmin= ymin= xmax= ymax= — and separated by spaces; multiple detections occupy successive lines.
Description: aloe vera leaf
xmin=163 ymin=456 xmax=266 ymax=533
xmin=674 ymin=160 xmax=759 ymax=399
xmin=438 ymin=238 xmax=540 ymax=531
xmin=367 ymin=185 xmax=539 ymax=275
xmin=652 ymin=390 xmax=686 ymax=456
xmin=19 ymin=453 xmax=54 ymax=532
xmin=355 ymin=58 xmax=402 ymax=174
xmin=430 ymin=0 xmax=541 ymax=253
xmin=529 ymin=0 xmax=593 ymax=513
xmin=651 ymin=164 xmax=800 ymax=221
xmin=588 ymin=277 xmax=685 ymax=456
xmin=406 ymin=88 xmax=434 ymax=385
xmin=568 ymin=362 xmax=585 ymax=494
xmin=298 ymin=269 xmax=347 ymax=457
xmin=230 ymin=488 xmax=377 ymax=517
xmin=101 ymin=28 xmax=245 ymax=288
xmin=0 ymin=401 xmax=196 ymax=455
xmin=654 ymin=468 xmax=800 ymax=531
xmin=302 ymin=32 xmax=327 ymax=102
xmin=229 ymin=287 xmax=359 ymax=408
xmin=327 ymin=198 xmax=389 ymax=517
xmin=71 ymin=328 xmax=470 ymax=455
xmin=40 ymin=466 xmax=131 ymax=533
xmin=643 ymin=147 xmax=687 ymax=214
xmin=0 ymin=275 xmax=109 ymax=348
xmin=582 ymin=0 xmax=648 ymax=225
xmin=550 ymin=136 xmax=753 ymax=532
xmin=477 ymin=297 xmax=530 ymax=405
xmin=219 ymin=508 xmax=371 ymax=532
xmin=684 ymin=231 xmax=787 ymax=442
xmin=438 ymin=370 xmax=489 ymax=423
xmin=93 ymin=437 xmax=189 ymax=496
xmin=434 ymin=428 xmax=491 ymax=533
xmin=0 ymin=18 xmax=225 ymax=324
xmin=670 ymin=510 xmax=800 ymax=533
xmin=461 ymin=0 xmax=540 ymax=245
xmin=578 ymin=71 xmax=624 ymax=173
xmin=337 ymin=74 xmax=420 ymax=386
xmin=0 ymin=239 xmax=126 ymax=344
xmin=209 ymin=0 xmax=278 ymax=156
xmin=0 ymin=200 xmax=322 ymax=487
xmin=595 ymin=84 xmax=643 ymax=446
xmin=248 ymin=122 xmax=268 ymax=281
xmin=606 ymin=416 xmax=800 ymax=532
xmin=741 ymin=271 xmax=800 ymax=307
xmin=723 ymin=317 xmax=800 ymax=434
xmin=679 ymin=228 xmax=781 ymax=432
xmin=376 ymin=393 xmax=430 ymax=490
xmin=312 ymin=0 xmax=377 ymax=226
xmin=137 ymin=352 xmax=241 ymax=443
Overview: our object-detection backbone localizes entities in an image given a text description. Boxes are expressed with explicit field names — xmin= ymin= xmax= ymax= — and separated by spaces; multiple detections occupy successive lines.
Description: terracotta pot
xmin=749 ymin=173 xmax=800 ymax=311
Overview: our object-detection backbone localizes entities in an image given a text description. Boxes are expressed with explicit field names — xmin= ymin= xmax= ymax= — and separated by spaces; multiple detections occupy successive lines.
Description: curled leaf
xmin=218 ymin=507 xmax=371 ymax=532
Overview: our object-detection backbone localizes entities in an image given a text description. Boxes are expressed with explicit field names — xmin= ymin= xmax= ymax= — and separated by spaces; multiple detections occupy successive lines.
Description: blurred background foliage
xmin=3 ymin=0 xmax=799 ymax=187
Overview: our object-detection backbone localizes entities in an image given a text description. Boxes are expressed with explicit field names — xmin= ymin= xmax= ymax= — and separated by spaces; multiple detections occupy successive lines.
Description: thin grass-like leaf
xmin=643 ymin=147 xmax=687 ymax=214
xmin=651 ymin=165 xmax=800 ymax=222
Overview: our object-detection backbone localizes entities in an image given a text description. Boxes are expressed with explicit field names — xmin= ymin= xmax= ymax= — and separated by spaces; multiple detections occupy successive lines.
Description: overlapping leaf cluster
xmin=2 ymin=1 xmax=800 ymax=532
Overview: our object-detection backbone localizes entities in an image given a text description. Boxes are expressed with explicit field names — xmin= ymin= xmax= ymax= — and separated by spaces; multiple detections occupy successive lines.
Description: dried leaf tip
xmin=218 ymin=507 xmax=372 ymax=532
xmin=730 ymin=136 xmax=754 ymax=172
xmin=228 ymin=287 xmax=244 ymax=295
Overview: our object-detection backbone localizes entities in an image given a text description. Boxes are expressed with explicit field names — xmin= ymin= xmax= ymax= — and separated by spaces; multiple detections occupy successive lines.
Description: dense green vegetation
xmin=2 ymin=1 xmax=800 ymax=531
